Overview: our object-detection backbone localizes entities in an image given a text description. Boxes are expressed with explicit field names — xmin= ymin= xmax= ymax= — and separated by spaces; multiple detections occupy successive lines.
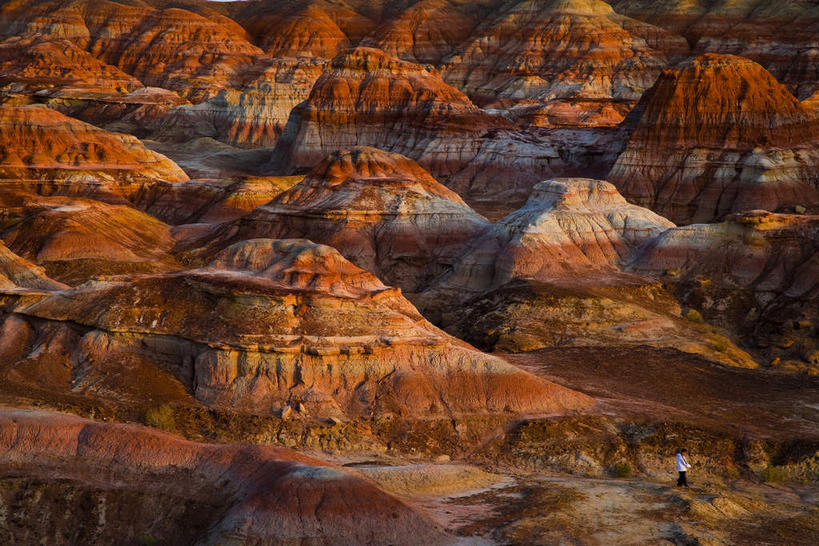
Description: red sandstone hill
xmin=609 ymin=54 xmax=819 ymax=224
xmin=0 ymin=197 xmax=180 ymax=284
xmin=0 ymin=409 xmax=452 ymax=545
xmin=0 ymin=0 xmax=264 ymax=101
xmin=608 ymin=0 xmax=819 ymax=100
xmin=271 ymin=46 xmax=504 ymax=174
xmin=0 ymin=238 xmax=591 ymax=419
xmin=238 ymin=0 xmax=376 ymax=59
xmin=184 ymin=147 xmax=489 ymax=291
xmin=0 ymin=105 xmax=188 ymax=201
xmin=441 ymin=0 xmax=687 ymax=119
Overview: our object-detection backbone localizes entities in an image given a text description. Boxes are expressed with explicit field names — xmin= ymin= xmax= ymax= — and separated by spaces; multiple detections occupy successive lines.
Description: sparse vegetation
xmin=612 ymin=463 xmax=632 ymax=478
xmin=144 ymin=404 xmax=175 ymax=432
xmin=709 ymin=335 xmax=731 ymax=353
xmin=761 ymin=464 xmax=786 ymax=483
xmin=685 ymin=309 xmax=704 ymax=323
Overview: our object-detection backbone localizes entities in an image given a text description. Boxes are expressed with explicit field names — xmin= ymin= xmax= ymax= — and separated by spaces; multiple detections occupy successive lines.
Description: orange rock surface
xmin=0 ymin=105 xmax=188 ymax=202
xmin=1 ymin=197 xmax=180 ymax=284
xmin=1 ymin=239 xmax=591 ymax=418
xmin=609 ymin=54 xmax=819 ymax=223
xmin=187 ymin=147 xmax=489 ymax=291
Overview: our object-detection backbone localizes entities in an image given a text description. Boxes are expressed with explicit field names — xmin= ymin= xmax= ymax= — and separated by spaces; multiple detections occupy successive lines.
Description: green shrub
xmin=709 ymin=335 xmax=731 ymax=353
xmin=612 ymin=463 xmax=632 ymax=478
xmin=761 ymin=464 xmax=786 ymax=483
xmin=684 ymin=309 xmax=704 ymax=323
xmin=144 ymin=404 xmax=175 ymax=432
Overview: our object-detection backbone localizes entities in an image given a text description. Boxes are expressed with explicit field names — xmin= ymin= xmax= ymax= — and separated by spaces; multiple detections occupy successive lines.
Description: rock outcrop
xmin=609 ymin=54 xmax=819 ymax=224
xmin=157 ymin=58 xmax=325 ymax=147
xmin=0 ymin=241 xmax=66 ymax=291
xmin=0 ymin=105 xmax=188 ymax=201
xmin=633 ymin=210 xmax=819 ymax=370
xmin=271 ymin=46 xmax=503 ymax=175
xmin=0 ymin=409 xmax=451 ymax=545
xmin=441 ymin=0 xmax=687 ymax=123
xmin=427 ymin=178 xmax=674 ymax=293
xmin=1 ymin=197 xmax=180 ymax=284
xmin=186 ymin=147 xmax=490 ymax=291
xmin=609 ymin=0 xmax=819 ymax=100
xmin=418 ymin=178 xmax=755 ymax=366
xmin=1 ymin=238 xmax=591 ymax=418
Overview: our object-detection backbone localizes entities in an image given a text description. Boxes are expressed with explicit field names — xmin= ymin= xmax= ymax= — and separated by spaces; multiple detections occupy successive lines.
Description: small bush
xmin=684 ymin=309 xmax=704 ymax=323
xmin=144 ymin=404 xmax=175 ymax=432
xmin=138 ymin=534 xmax=160 ymax=546
xmin=710 ymin=335 xmax=731 ymax=353
xmin=761 ymin=464 xmax=787 ymax=483
xmin=612 ymin=463 xmax=632 ymax=478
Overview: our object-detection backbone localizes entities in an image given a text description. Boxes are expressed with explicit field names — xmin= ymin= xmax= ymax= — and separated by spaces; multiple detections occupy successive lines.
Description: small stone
xmin=794 ymin=205 xmax=807 ymax=214
xmin=281 ymin=406 xmax=293 ymax=419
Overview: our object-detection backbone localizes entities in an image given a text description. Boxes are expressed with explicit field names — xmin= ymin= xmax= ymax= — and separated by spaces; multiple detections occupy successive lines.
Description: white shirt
xmin=676 ymin=453 xmax=692 ymax=472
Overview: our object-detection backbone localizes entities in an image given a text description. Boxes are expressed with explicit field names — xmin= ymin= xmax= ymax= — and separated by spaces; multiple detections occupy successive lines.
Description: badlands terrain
xmin=0 ymin=0 xmax=817 ymax=544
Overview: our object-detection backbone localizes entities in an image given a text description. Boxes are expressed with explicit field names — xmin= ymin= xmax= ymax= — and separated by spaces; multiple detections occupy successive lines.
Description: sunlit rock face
xmin=271 ymin=46 xmax=502 ymax=175
xmin=0 ymin=241 xmax=67 ymax=291
xmin=0 ymin=238 xmax=591 ymax=419
xmin=608 ymin=0 xmax=819 ymax=100
xmin=417 ymin=178 xmax=757 ymax=367
xmin=0 ymin=104 xmax=187 ymax=203
xmin=441 ymin=0 xmax=688 ymax=123
xmin=632 ymin=211 xmax=819 ymax=368
xmin=184 ymin=147 xmax=489 ymax=291
xmin=609 ymin=54 xmax=819 ymax=224
xmin=0 ymin=197 xmax=180 ymax=284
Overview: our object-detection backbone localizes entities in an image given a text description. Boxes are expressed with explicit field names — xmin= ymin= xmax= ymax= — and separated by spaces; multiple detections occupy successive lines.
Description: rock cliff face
xmin=0 ymin=409 xmax=451 ymax=545
xmin=428 ymin=178 xmax=674 ymax=293
xmin=1 ymin=238 xmax=591 ymax=418
xmin=187 ymin=147 xmax=489 ymax=291
xmin=418 ymin=178 xmax=755 ymax=366
xmin=157 ymin=58 xmax=325 ymax=148
xmin=442 ymin=0 xmax=687 ymax=122
xmin=609 ymin=54 xmax=819 ymax=224
xmin=608 ymin=0 xmax=819 ymax=100
xmin=0 ymin=105 xmax=188 ymax=201
xmin=633 ymin=211 xmax=819 ymax=370
xmin=271 ymin=46 xmax=502 ymax=174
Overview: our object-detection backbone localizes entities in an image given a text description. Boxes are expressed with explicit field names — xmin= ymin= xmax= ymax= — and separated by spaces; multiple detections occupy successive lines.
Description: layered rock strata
xmin=442 ymin=0 xmax=688 ymax=120
xmin=0 ymin=105 xmax=188 ymax=202
xmin=419 ymin=178 xmax=755 ymax=366
xmin=186 ymin=147 xmax=490 ymax=291
xmin=1 ymin=198 xmax=180 ymax=284
xmin=0 ymin=409 xmax=451 ymax=545
xmin=633 ymin=211 xmax=819 ymax=370
xmin=0 ymin=239 xmax=591 ymax=418
xmin=609 ymin=54 xmax=819 ymax=224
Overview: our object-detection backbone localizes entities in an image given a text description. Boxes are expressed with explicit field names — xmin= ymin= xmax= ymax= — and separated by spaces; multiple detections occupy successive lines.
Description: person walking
xmin=676 ymin=448 xmax=692 ymax=487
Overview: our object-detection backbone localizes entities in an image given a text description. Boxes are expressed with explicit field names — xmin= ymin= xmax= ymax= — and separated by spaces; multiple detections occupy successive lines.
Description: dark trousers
xmin=677 ymin=471 xmax=688 ymax=486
